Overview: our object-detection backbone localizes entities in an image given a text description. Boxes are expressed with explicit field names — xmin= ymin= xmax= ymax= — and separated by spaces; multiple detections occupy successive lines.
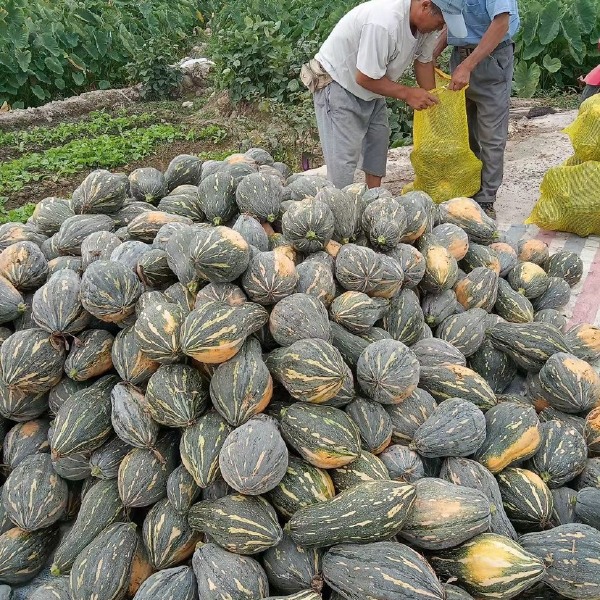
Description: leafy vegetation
xmin=0 ymin=123 xmax=196 ymax=196
xmin=0 ymin=111 xmax=156 ymax=150
xmin=513 ymin=0 xmax=600 ymax=97
xmin=0 ymin=0 xmax=200 ymax=107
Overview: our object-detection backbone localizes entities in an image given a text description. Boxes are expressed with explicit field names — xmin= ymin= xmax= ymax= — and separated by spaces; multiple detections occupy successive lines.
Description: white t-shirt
xmin=316 ymin=0 xmax=438 ymax=101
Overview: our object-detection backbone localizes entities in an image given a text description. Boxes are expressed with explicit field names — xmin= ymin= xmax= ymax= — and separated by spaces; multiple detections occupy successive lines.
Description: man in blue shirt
xmin=434 ymin=0 xmax=520 ymax=219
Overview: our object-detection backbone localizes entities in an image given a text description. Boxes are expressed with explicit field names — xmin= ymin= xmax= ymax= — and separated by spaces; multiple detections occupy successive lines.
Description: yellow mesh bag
xmin=562 ymin=104 xmax=600 ymax=162
xmin=525 ymin=161 xmax=600 ymax=237
xmin=579 ymin=93 xmax=600 ymax=115
xmin=409 ymin=70 xmax=482 ymax=204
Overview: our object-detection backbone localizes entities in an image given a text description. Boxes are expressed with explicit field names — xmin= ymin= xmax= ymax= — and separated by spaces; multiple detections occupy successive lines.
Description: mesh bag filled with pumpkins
xmin=0 ymin=150 xmax=598 ymax=600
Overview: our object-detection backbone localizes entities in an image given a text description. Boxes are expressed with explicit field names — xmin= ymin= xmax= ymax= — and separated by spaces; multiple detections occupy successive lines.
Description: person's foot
xmin=479 ymin=202 xmax=496 ymax=220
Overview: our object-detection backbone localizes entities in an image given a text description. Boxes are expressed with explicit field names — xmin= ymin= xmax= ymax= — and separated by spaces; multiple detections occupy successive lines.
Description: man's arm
xmin=449 ymin=13 xmax=510 ymax=91
xmin=433 ymin=27 xmax=448 ymax=62
xmin=355 ymin=71 xmax=439 ymax=109
xmin=414 ymin=60 xmax=436 ymax=91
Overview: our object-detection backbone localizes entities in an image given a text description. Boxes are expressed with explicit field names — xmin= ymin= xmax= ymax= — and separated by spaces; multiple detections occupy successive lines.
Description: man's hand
xmin=404 ymin=87 xmax=439 ymax=110
xmin=449 ymin=63 xmax=471 ymax=91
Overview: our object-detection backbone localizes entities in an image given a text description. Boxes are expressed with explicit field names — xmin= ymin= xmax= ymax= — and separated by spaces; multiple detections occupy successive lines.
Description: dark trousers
xmin=451 ymin=43 xmax=515 ymax=204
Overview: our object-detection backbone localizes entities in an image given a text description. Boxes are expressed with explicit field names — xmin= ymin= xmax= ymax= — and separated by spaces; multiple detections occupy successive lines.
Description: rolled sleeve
xmin=356 ymin=23 xmax=393 ymax=80
xmin=486 ymin=0 xmax=513 ymax=18
xmin=415 ymin=32 xmax=439 ymax=64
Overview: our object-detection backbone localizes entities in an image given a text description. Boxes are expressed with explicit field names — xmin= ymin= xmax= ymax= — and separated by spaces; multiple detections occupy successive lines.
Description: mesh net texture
xmin=409 ymin=71 xmax=482 ymax=204
xmin=525 ymin=161 xmax=600 ymax=237
xmin=562 ymin=104 xmax=600 ymax=162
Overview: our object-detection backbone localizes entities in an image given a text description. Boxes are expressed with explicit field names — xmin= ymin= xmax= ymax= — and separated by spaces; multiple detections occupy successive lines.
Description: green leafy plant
xmin=127 ymin=42 xmax=183 ymax=100
xmin=0 ymin=123 xmax=197 ymax=196
xmin=0 ymin=0 xmax=200 ymax=107
xmin=513 ymin=0 xmax=600 ymax=97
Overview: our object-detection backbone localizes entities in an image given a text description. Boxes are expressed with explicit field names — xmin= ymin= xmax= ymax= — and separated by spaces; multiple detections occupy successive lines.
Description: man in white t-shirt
xmin=304 ymin=0 xmax=467 ymax=189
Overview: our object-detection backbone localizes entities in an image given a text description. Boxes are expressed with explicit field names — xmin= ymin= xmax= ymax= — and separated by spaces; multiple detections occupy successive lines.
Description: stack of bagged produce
xmin=0 ymin=149 xmax=598 ymax=600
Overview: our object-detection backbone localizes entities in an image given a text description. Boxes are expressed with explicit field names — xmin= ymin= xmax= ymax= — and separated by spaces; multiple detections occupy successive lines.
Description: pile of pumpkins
xmin=0 ymin=148 xmax=598 ymax=600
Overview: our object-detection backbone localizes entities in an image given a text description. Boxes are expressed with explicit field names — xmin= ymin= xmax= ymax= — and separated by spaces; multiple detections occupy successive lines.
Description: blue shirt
xmin=448 ymin=0 xmax=520 ymax=46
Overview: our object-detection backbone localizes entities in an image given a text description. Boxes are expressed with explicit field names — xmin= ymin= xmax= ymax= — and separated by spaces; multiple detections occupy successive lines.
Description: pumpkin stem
xmin=305 ymin=230 xmax=317 ymax=240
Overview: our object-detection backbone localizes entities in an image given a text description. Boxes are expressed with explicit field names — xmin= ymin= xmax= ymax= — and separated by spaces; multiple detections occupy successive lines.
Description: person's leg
xmin=451 ymin=48 xmax=482 ymax=160
xmin=314 ymin=82 xmax=371 ymax=189
xmin=465 ymin=45 xmax=514 ymax=206
xmin=360 ymin=98 xmax=390 ymax=189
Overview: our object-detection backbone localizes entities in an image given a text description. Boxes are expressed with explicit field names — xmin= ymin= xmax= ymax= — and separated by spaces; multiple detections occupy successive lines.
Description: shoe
xmin=479 ymin=203 xmax=496 ymax=220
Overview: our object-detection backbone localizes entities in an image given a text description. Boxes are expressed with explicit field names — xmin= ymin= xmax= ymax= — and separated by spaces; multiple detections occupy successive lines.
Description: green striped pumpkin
xmin=330 ymin=291 xmax=389 ymax=334
xmin=383 ymin=288 xmax=425 ymax=345
xmin=270 ymin=293 xmax=331 ymax=346
xmin=29 ymin=578 xmax=72 ymax=600
xmin=166 ymin=464 xmax=201 ymax=515
xmin=181 ymin=299 xmax=268 ymax=364
xmin=550 ymin=486 xmax=579 ymax=526
xmin=411 ymin=398 xmax=486 ymax=458
xmin=379 ymin=445 xmax=424 ymax=483
xmin=89 ymin=436 xmax=131 ymax=480
xmin=281 ymin=403 xmax=361 ymax=469
xmin=64 ymin=329 xmax=114 ymax=381
xmin=0 ymin=328 xmax=66 ymax=394
xmin=118 ymin=431 xmax=178 ymax=508
xmin=399 ymin=478 xmax=490 ymax=550
xmin=323 ymin=541 xmax=445 ymax=600
xmin=468 ymin=340 xmax=518 ymax=394
xmin=0 ymin=240 xmax=48 ymax=291
xmin=386 ymin=388 xmax=437 ymax=445
xmin=454 ymin=267 xmax=498 ymax=312
xmin=146 ymin=363 xmax=208 ymax=427
xmin=537 ymin=352 xmax=600 ymax=414
xmin=520 ymin=524 xmax=600 ymax=600
xmin=497 ymin=468 xmax=554 ymax=530
xmin=180 ymin=411 xmax=232 ymax=488
xmin=494 ymin=278 xmax=535 ymax=323
xmin=431 ymin=533 xmax=545 ymax=599
xmin=329 ymin=450 xmax=389 ymax=492
xmin=142 ymin=498 xmax=200 ymax=569
xmin=2 ymin=453 xmax=67 ymax=531
xmin=0 ymin=527 xmax=58 ymax=584
xmin=51 ymin=479 xmax=125 ymax=575
xmin=288 ymin=480 xmax=415 ymax=548
xmin=421 ymin=289 xmax=458 ymax=327
xmin=435 ymin=308 xmax=487 ymax=357
xmin=440 ymin=457 xmax=517 ymax=540
xmin=80 ymin=260 xmax=143 ymax=324
xmin=132 ymin=566 xmax=197 ymax=600
xmin=219 ymin=415 xmax=288 ymax=495
xmin=329 ymin=322 xmax=370 ymax=368
xmin=489 ymin=321 xmax=569 ymax=373
xmin=575 ymin=487 xmax=600 ymax=529
xmin=419 ymin=364 xmax=497 ymax=411
xmin=242 ymin=248 xmax=299 ymax=305
xmin=111 ymin=326 xmax=159 ymax=386
xmin=133 ymin=302 xmax=185 ymax=364
xmin=51 ymin=374 xmax=118 ymax=457
xmin=356 ymin=340 xmax=420 ymax=405
xmin=69 ymin=522 xmax=153 ymax=600
xmin=262 ymin=533 xmax=323 ymax=595
xmin=189 ymin=493 xmax=283 ymax=554
xmin=565 ymin=323 xmax=600 ymax=363
xmin=190 ymin=225 xmax=251 ymax=283
xmin=267 ymin=339 xmax=347 ymax=404
xmin=267 ymin=456 xmax=335 ymax=519
xmin=0 ymin=275 xmax=26 ymax=325
xmin=474 ymin=402 xmax=542 ymax=474
xmin=0 ymin=372 xmax=48 ymax=422
xmin=345 ymin=397 xmax=392 ymax=455
xmin=2 ymin=418 xmax=50 ymax=470
xmin=111 ymin=382 xmax=159 ymax=451
xmin=528 ymin=421 xmax=588 ymax=488
xmin=209 ymin=338 xmax=273 ymax=426
xmin=192 ymin=541 xmax=269 ymax=599
xmin=507 ymin=262 xmax=549 ymax=299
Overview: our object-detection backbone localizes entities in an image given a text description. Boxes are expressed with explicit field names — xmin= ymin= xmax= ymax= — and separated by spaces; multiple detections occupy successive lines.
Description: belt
xmin=457 ymin=39 xmax=514 ymax=58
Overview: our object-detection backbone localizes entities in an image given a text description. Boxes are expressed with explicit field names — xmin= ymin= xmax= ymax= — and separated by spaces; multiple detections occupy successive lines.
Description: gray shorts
xmin=314 ymin=81 xmax=390 ymax=189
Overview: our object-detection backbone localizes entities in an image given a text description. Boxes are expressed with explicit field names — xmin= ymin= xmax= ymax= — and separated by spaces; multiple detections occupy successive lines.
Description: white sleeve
xmin=356 ymin=23 xmax=394 ymax=79
xmin=415 ymin=32 xmax=439 ymax=64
